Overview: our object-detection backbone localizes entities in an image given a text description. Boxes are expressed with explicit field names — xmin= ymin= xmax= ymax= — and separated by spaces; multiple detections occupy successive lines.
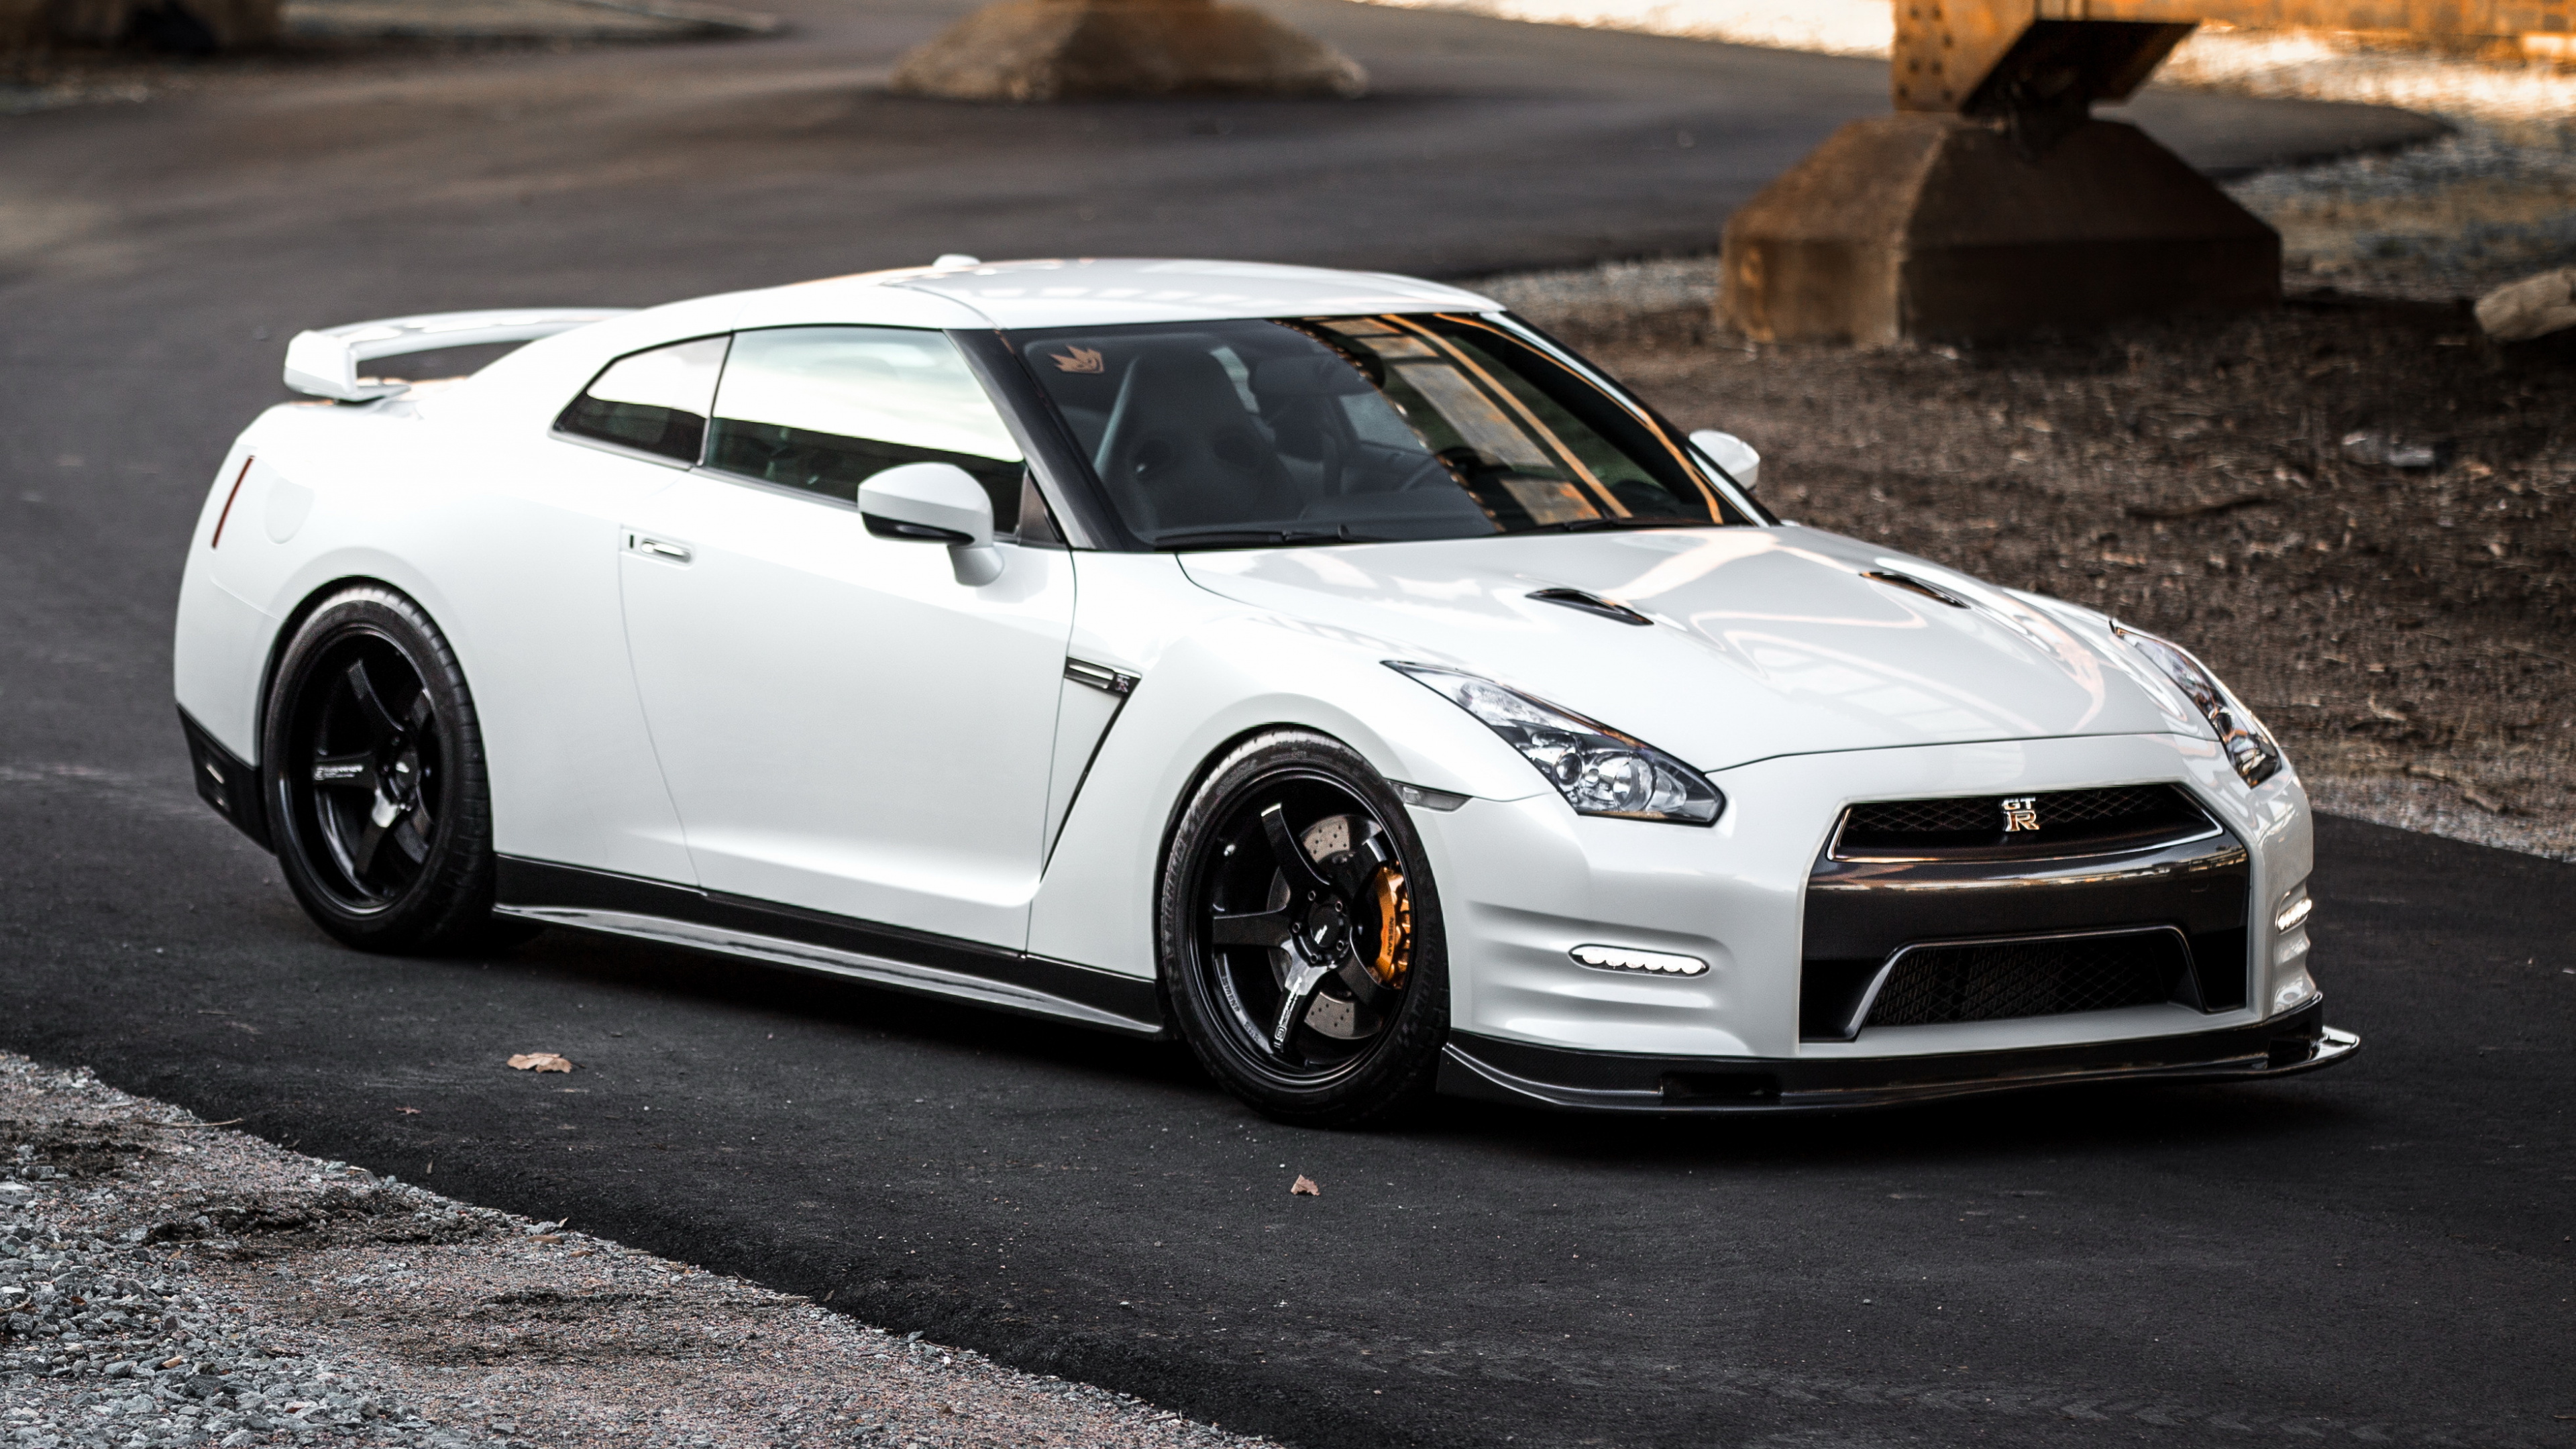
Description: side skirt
xmin=494 ymin=857 xmax=1165 ymax=1038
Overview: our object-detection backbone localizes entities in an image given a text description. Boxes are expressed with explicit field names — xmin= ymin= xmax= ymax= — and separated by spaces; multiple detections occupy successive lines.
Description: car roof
xmin=785 ymin=257 xmax=1503 ymax=330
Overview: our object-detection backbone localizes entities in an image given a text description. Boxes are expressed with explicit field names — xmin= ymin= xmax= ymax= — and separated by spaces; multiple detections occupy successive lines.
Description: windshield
xmin=1010 ymin=313 xmax=1753 ymax=548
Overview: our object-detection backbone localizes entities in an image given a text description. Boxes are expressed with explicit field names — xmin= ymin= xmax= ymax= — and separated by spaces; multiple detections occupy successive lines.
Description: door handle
xmin=626 ymin=533 xmax=692 ymax=565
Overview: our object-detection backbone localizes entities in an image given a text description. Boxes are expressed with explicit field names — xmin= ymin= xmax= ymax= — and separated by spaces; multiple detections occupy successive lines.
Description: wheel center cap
xmin=1301 ymin=900 xmax=1351 ymax=958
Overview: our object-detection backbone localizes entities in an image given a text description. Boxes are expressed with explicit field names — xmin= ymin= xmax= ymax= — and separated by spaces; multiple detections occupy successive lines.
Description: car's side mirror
xmin=858 ymin=462 xmax=1005 ymax=586
xmin=1690 ymin=429 xmax=1762 ymax=492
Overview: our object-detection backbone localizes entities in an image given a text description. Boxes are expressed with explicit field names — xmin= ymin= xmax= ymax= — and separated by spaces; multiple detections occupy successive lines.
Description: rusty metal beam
xmin=1894 ymin=0 xmax=2576 ymax=111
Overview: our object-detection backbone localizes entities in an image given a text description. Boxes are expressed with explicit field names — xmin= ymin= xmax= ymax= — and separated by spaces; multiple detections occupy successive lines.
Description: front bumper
xmin=1436 ymin=999 xmax=2357 ymax=1113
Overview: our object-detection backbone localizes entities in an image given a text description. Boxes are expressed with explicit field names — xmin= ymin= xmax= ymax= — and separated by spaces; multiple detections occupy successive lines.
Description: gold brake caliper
xmin=1368 ymin=866 xmax=1413 ymax=989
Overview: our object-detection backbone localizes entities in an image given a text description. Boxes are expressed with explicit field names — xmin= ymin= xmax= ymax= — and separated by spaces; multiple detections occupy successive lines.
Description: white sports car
xmin=173 ymin=258 xmax=2355 ymax=1125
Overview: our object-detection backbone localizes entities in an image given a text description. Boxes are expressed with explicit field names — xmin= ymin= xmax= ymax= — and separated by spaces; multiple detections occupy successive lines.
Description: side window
xmin=704 ymin=326 xmax=1025 ymax=527
xmin=556 ymin=335 xmax=728 ymax=464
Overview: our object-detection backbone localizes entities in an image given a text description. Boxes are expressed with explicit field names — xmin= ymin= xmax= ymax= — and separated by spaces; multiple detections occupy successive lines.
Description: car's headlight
xmin=1388 ymin=663 xmax=1724 ymax=824
xmin=2111 ymin=621 xmax=2284 ymax=787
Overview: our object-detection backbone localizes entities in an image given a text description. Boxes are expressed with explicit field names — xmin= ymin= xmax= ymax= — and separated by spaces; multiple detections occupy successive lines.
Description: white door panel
xmin=618 ymin=475 xmax=1072 ymax=946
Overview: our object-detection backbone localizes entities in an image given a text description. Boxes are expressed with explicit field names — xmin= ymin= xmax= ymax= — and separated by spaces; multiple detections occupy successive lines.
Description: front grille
xmin=1834 ymin=785 xmax=2210 ymax=861
xmin=1864 ymin=930 xmax=2190 ymax=1030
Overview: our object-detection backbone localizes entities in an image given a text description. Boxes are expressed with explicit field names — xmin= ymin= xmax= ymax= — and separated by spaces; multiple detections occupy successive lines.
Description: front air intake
xmin=1831 ymin=784 xmax=2216 ymax=863
xmin=1860 ymin=928 xmax=2192 ymax=1031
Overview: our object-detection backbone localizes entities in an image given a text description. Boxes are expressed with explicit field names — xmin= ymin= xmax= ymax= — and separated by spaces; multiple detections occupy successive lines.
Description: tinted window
xmin=704 ymin=326 xmax=1024 ymax=525
xmin=1014 ymin=314 xmax=1746 ymax=548
xmin=557 ymin=335 xmax=728 ymax=464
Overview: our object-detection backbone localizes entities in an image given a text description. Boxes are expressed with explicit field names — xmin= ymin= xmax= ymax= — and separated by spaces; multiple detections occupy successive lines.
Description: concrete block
xmin=1719 ymin=113 xmax=2282 ymax=345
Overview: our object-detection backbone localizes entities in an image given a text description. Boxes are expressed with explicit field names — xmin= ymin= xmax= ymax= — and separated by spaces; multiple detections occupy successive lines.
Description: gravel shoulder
xmin=0 ymin=1055 xmax=1263 ymax=1449
xmin=1488 ymin=267 xmax=2576 ymax=861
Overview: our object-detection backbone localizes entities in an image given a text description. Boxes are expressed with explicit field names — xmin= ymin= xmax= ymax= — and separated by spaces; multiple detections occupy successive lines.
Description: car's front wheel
xmin=1161 ymin=730 xmax=1448 ymax=1128
xmin=262 ymin=585 xmax=519 ymax=953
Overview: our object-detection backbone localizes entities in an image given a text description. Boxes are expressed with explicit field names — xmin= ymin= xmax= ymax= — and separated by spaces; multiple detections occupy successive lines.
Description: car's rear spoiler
xmin=281 ymin=308 xmax=633 ymax=401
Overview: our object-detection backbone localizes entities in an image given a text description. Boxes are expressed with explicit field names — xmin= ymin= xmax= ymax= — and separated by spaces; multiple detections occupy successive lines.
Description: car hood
xmin=1180 ymin=528 xmax=2192 ymax=773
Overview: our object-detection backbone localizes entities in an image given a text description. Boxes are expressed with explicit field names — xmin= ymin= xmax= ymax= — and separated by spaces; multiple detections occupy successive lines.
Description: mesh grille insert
xmin=1836 ymin=785 xmax=2207 ymax=859
xmin=1866 ymin=930 xmax=2188 ymax=1029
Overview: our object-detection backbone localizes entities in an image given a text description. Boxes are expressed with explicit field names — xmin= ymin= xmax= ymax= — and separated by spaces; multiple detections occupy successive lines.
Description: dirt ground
xmin=1538 ymin=295 xmax=2576 ymax=859
xmin=0 ymin=1055 xmax=1260 ymax=1448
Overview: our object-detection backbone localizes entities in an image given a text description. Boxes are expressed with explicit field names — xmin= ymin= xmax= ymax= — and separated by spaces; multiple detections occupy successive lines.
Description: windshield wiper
xmin=1150 ymin=525 xmax=1395 ymax=549
xmin=1526 ymin=515 xmax=1712 ymax=533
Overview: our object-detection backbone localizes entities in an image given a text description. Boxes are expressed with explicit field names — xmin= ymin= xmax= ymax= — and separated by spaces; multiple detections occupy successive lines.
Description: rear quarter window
xmin=555 ymin=335 xmax=729 ymax=464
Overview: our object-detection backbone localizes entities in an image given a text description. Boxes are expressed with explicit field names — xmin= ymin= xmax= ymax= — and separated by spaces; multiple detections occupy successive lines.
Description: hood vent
xmin=1529 ymin=588 xmax=1652 ymax=627
xmin=1861 ymin=570 xmax=1972 ymax=609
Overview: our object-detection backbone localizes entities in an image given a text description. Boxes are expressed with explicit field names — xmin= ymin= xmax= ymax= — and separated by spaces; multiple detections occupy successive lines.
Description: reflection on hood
xmin=1182 ymin=528 xmax=2198 ymax=772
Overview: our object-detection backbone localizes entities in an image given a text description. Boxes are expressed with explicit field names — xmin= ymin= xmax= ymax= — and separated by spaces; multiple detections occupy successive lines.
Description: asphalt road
xmin=3 ymin=5 xmax=2564 ymax=1447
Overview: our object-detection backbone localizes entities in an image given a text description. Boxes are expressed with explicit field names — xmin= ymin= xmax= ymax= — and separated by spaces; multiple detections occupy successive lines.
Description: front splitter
xmin=1437 ymin=1000 xmax=2357 ymax=1114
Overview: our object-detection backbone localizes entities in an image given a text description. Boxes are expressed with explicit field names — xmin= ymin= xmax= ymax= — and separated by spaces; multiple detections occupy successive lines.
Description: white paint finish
xmin=282 ymin=309 xmax=631 ymax=401
xmin=180 ymin=400 xmax=698 ymax=885
xmin=1043 ymin=676 xmax=1124 ymax=861
xmin=432 ymin=291 xmax=755 ymax=437
xmin=173 ymin=260 xmax=2330 ymax=1083
xmin=458 ymin=437 xmax=700 ymax=883
xmin=262 ymin=475 xmax=315 ymax=543
xmin=1183 ymin=527 xmax=2188 ymax=773
xmin=202 ymin=454 xmax=312 ymax=610
xmin=174 ymin=444 xmax=270 ymax=756
xmin=1424 ymin=730 xmax=2304 ymax=1059
xmin=1688 ymin=429 xmax=1761 ymax=491
xmin=729 ymin=280 xmax=989 ymax=333
xmin=171 ymin=564 xmax=276 ymax=759
xmin=887 ymin=257 xmax=1503 ymax=329
xmin=856 ymin=462 xmax=1008 ymax=586
xmin=617 ymin=475 xmax=1073 ymax=947
xmin=1025 ymin=607 xmax=1554 ymax=978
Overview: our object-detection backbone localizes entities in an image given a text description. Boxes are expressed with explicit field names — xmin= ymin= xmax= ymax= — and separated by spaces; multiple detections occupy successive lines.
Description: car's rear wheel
xmin=1161 ymin=731 xmax=1447 ymax=1128
xmin=263 ymin=586 xmax=523 ymax=953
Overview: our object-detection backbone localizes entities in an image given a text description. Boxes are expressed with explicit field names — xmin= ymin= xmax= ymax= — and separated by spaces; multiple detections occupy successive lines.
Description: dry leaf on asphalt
xmin=1291 ymin=1175 xmax=1320 ymax=1196
xmin=507 ymin=1053 xmax=574 ymax=1073
xmin=395 ymin=1106 xmax=421 ymax=1114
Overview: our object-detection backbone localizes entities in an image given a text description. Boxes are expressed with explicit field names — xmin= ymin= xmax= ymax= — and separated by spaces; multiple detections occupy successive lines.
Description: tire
xmin=1161 ymin=730 xmax=1448 ymax=1128
xmin=262 ymin=585 xmax=520 ymax=953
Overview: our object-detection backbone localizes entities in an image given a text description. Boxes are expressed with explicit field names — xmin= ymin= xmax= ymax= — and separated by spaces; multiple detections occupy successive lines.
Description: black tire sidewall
xmin=1161 ymin=729 xmax=1449 ymax=1128
xmin=262 ymin=586 xmax=500 ymax=953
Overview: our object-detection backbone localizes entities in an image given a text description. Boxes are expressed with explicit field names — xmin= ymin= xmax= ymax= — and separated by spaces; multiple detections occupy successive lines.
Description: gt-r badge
xmin=2001 ymin=796 xmax=2041 ymax=832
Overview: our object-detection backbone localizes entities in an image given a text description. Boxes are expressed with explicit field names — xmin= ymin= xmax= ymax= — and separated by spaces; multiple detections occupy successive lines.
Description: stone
xmin=2475 ymin=266 xmax=2576 ymax=344
xmin=890 ymin=0 xmax=1365 ymax=103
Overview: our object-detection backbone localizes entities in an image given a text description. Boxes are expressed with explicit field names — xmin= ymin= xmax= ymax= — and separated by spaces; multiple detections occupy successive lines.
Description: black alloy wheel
xmin=1163 ymin=731 xmax=1447 ymax=1127
xmin=263 ymin=586 xmax=521 ymax=953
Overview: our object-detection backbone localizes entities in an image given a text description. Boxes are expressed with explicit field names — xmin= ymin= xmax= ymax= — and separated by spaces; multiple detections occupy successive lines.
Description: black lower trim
xmin=1437 ymin=1000 xmax=2355 ymax=1114
xmin=1802 ymin=828 xmax=2252 ymax=1040
xmin=178 ymin=706 xmax=271 ymax=852
xmin=493 ymin=857 xmax=1165 ymax=1036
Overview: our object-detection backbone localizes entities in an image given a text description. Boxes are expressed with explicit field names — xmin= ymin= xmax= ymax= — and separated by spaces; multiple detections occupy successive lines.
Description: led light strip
xmin=1569 ymin=944 xmax=1708 ymax=976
